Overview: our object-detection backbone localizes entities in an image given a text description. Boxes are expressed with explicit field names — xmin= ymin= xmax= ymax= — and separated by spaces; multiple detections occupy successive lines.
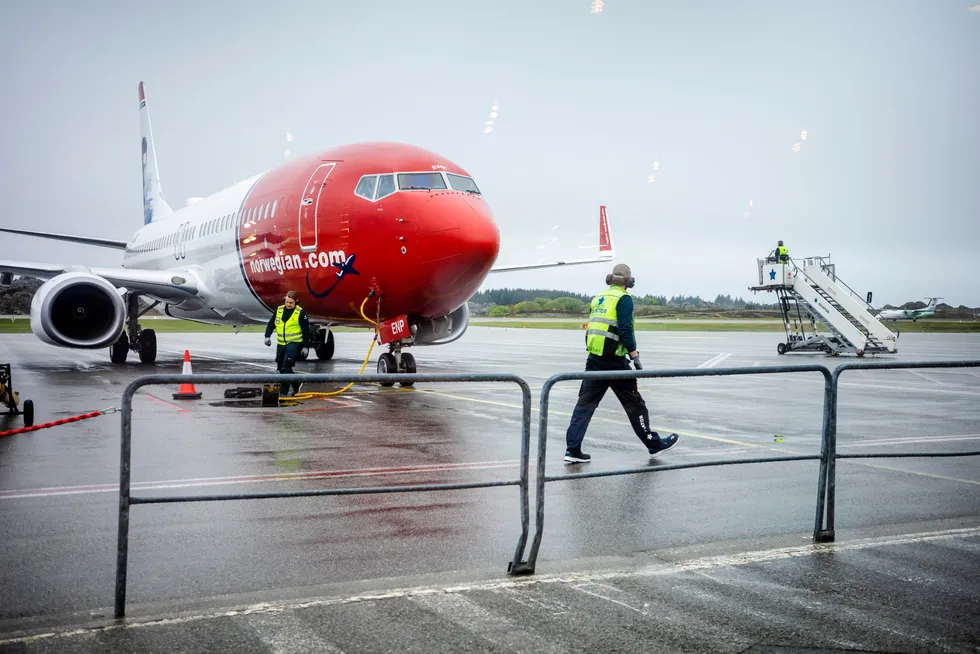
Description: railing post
xmin=508 ymin=380 xmax=533 ymax=574
xmin=508 ymin=377 xmax=555 ymax=575
xmin=813 ymin=368 xmax=837 ymax=542
xmin=115 ymin=383 xmax=137 ymax=618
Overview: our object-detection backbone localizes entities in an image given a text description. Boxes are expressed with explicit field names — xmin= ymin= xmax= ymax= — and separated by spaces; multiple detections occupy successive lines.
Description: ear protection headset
xmin=606 ymin=273 xmax=635 ymax=288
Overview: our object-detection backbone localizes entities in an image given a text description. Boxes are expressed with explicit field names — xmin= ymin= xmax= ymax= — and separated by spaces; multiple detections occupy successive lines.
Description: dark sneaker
xmin=564 ymin=449 xmax=592 ymax=463
xmin=648 ymin=433 xmax=679 ymax=455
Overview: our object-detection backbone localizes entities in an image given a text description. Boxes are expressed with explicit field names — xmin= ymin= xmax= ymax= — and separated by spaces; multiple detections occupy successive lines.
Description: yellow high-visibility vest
xmin=274 ymin=305 xmax=304 ymax=345
xmin=585 ymin=285 xmax=631 ymax=357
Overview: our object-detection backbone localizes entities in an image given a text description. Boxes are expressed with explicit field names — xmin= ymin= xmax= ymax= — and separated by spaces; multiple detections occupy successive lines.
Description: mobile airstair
xmin=750 ymin=255 xmax=898 ymax=356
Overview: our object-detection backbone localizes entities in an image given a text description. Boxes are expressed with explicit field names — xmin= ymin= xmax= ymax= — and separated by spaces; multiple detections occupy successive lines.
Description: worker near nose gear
xmin=264 ymin=290 xmax=312 ymax=397
xmin=563 ymin=264 xmax=679 ymax=463
xmin=777 ymin=240 xmax=789 ymax=263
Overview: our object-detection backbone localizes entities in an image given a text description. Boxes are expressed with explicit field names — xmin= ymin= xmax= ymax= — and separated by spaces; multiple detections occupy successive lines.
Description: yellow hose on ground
xmin=289 ymin=295 xmax=379 ymax=400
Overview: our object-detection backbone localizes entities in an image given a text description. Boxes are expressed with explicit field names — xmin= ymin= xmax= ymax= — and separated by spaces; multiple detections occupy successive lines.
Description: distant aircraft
xmin=0 ymin=82 xmax=615 ymax=382
xmin=877 ymin=297 xmax=941 ymax=321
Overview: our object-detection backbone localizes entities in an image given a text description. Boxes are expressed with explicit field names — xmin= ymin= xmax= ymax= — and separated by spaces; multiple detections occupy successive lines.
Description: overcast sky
xmin=1 ymin=0 xmax=978 ymax=306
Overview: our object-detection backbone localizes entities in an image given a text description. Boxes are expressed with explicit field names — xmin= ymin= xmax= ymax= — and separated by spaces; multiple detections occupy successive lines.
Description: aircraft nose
xmin=414 ymin=193 xmax=500 ymax=316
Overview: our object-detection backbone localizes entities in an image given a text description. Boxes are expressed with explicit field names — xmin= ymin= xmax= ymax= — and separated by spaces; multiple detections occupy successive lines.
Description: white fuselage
xmin=122 ymin=173 xmax=273 ymax=324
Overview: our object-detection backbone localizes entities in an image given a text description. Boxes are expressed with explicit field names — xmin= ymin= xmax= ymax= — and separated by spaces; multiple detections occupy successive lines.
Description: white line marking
xmin=0 ymin=460 xmax=520 ymax=501
xmin=706 ymin=353 xmax=732 ymax=368
xmin=4 ymin=526 xmax=977 ymax=645
xmin=696 ymin=353 xmax=727 ymax=369
xmin=411 ymin=592 xmax=571 ymax=654
xmin=841 ymin=433 xmax=980 ymax=447
xmin=838 ymin=381 xmax=980 ymax=397
xmin=572 ymin=582 xmax=648 ymax=615
xmin=247 ymin=611 xmax=346 ymax=653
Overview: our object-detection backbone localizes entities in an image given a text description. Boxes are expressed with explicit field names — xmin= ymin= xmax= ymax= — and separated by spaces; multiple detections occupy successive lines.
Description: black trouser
xmin=275 ymin=342 xmax=302 ymax=394
xmin=565 ymin=354 xmax=656 ymax=451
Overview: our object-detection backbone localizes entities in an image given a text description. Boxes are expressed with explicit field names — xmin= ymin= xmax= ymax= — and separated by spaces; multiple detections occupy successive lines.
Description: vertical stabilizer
xmin=599 ymin=205 xmax=613 ymax=254
xmin=138 ymin=82 xmax=174 ymax=224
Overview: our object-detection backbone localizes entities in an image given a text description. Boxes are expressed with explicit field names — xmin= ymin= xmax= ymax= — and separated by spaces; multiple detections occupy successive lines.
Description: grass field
xmin=2 ymin=316 xmax=978 ymax=335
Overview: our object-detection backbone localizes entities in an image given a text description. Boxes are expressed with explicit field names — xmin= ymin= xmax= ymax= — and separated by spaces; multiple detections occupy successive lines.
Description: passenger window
xmin=376 ymin=174 xmax=395 ymax=200
xmin=355 ymin=175 xmax=378 ymax=200
xmin=271 ymin=199 xmax=278 ymax=218
xmin=446 ymin=173 xmax=481 ymax=194
xmin=397 ymin=172 xmax=447 ymax=191
xmin=263 ymin=203 xmax=270 ymax=220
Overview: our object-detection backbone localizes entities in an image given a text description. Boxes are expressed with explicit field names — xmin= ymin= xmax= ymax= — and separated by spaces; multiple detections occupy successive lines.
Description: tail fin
xmin=599 ymin=205 xmax=614 ymax=254
xmin=139 ymin=82 xmax=174 ymax=225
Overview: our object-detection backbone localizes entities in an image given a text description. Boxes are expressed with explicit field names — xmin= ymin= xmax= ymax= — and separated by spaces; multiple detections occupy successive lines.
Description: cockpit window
xmin=397 ymin=172 xmax=447 ymax=191
xmin=376 ymin=174 xmax=396 ymax=200
xmin=355 ymin=175 xmax=378 ymax=200
xmin=447 ymin=173 xmax=481 ymax=194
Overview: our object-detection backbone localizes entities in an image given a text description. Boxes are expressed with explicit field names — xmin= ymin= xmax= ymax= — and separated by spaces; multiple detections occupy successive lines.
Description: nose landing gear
xmin=377 ymin=345 xmax=416 ymax=387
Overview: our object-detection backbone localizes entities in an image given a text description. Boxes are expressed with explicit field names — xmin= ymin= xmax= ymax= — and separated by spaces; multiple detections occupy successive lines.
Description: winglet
xmin=599 ymin=205 xmax=613 ymax=253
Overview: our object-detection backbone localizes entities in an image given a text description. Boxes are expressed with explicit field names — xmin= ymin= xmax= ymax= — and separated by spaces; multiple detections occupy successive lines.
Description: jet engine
xmin=410 ymin=302 xmax=470 ymax=346
xmin=30 ymin=272 xmax=127 ymax=349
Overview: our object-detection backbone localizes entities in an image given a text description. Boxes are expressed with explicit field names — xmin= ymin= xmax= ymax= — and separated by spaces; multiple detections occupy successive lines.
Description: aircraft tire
xmin=776 ymin=343 xmax=787 ymax=355
xmin=315 ymin=329 xmax=335 ymax=360
xmin=22 ymin=399 xmax=34 ymax=428
xmin=138 ymin=329 xmax=157 ymax=364
xmin=399 ymin=352 xmax=416 ymax=387
xmin=377 ymin=353 xmax=397 ymax=387
xmin=110 ymin=335 xmax=129 ymax=364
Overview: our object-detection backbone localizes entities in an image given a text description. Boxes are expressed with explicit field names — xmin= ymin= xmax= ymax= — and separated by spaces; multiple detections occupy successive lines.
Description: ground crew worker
xmin=777 ymin=240 xmax=789 ymax=263
xmin=563 ymin=263 xmax=679 ymax=463
xmin=264 ymin=291 xmax=312 ymax=397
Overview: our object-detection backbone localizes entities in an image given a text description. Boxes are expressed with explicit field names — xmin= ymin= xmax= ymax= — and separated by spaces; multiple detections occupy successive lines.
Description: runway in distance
xmin=0 ymin=82 xmax=616 ymax=379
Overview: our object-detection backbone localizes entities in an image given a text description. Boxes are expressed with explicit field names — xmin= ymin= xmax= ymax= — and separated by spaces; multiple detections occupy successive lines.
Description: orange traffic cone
xmin=172 ymin=349 xmax=202 ymax=400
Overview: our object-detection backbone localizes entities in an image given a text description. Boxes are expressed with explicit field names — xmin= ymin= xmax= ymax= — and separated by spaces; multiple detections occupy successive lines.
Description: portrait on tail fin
xmin=141 ymin=136 xmax=153 ymax=224
xmin=306 ymin=254 xmax=360 ymax=299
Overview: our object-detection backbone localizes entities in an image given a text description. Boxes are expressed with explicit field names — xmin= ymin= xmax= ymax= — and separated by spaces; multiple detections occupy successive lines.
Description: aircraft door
xmin=298 ymin=163 xmax=336 ymax=252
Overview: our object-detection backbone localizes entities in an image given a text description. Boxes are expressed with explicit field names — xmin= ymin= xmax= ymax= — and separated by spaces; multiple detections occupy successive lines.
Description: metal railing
xmin=817 ymin=360 xmax=980 ymax=541
xmin=115 ymin=372 xmax=532 ymax=618
xmin=508 ymin=364 xmax=836 ymax=575
xmin=112 ymin=361 xmax=980 ymax=614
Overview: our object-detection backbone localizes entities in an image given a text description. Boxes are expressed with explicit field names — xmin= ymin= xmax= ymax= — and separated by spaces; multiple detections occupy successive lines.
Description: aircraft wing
xmin=0 ymin=260 xmax=199 ymax=302
xmin=488 ymin=205 xmax=615 ymax=274
xmin=0 ymin=227 xmax=128 ymax=250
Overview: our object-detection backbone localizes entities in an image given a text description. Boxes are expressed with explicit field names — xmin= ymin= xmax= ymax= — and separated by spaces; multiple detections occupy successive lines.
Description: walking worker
xmin=564 ymin=263 xmax=679 ymax=463
xmin=264 ymin=290 xmax=312 ymax=397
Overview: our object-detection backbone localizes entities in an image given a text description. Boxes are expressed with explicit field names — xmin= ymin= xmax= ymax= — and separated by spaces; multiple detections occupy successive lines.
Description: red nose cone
xmin=414 ymin=194 xmax=500 ymax=316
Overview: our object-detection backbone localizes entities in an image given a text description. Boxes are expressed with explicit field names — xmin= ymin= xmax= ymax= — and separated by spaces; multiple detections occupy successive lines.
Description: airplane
xmin=0 ymin=82 xmax=616 ymax=384
xmin=876 ymin=297 xmax=941 ymax=322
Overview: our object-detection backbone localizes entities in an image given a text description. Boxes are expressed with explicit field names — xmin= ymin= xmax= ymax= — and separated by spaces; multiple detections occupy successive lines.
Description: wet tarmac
xmin=0 ymin=329 xmax=978 ymax=651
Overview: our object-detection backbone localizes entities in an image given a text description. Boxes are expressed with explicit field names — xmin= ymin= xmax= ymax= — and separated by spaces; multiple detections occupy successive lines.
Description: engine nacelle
xmin=410 ymin=303 xmax=470 ymax=346
xmin=30 ymin=272 xmax=126 ymax=349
